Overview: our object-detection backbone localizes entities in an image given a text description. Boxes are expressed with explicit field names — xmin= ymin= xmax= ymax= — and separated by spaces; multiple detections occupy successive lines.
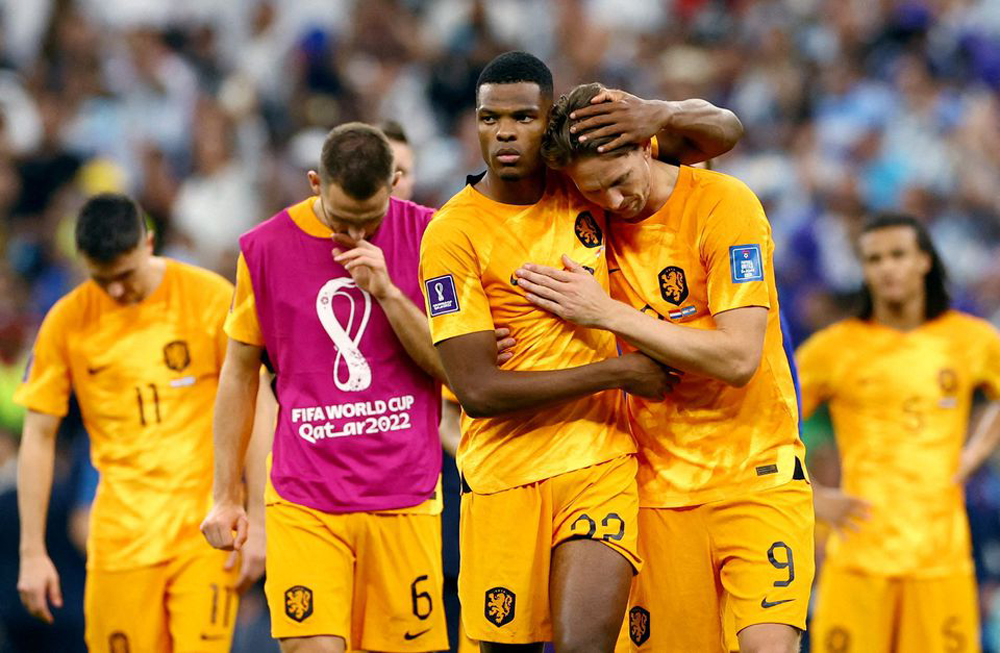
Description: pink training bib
xmin=240 ymin=197 xmax=441 ymax=513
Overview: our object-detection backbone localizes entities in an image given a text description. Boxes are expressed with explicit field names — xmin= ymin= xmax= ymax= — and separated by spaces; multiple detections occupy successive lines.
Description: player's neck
xmin=636 ymin=161 xmax=680 ymax=221
xmin=477 ymin=169 xmax=546 ymax=206
xmin=873 ymin=295 xmax=925 ymax=331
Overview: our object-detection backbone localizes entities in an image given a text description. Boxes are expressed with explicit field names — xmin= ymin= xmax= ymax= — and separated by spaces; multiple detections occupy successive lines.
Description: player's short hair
xmin=75 ymin=193 xmax=147 ymax=263
xmin=319 ymin=122 xmax=395 ymax=200
xmin=476 ymin=51 xmax=554 ymax=102
xmin=378 ymin=120 xmax=408 ymax=145
xmin=542 ymin=82 xmax=636 ymax=169
xmin=858 ymin=212 xmax=951 ymax=320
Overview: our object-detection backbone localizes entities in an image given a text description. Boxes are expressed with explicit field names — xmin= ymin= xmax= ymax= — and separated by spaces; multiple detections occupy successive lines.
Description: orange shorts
xmin=264 ymin=485 xmax=448 ymax=652
xmin=84 ymin=539 xmax=239 ymax=653
xmin=459 ymin=454 xmax=640 ymax=644
xmin=618 ymin=477 xmax=814 ymax=652
xmin=811 ymin=566 xmax=980 ymax=653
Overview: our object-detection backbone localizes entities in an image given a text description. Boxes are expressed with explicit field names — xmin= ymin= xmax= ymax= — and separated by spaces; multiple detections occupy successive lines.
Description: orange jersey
xmin=797 ymin=312 xmax=1000 ymax=577
xmin=608 ymin=166 xmax=803 ymax=507
xmin=14 ymin=259 xmax=233 ymax=570
xmin=419 ymin=174 xmax=633 ymax=493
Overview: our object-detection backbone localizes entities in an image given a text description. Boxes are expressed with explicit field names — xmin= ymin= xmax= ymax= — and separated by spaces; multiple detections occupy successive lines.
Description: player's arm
xmin=955 ymin=402 xmax=1000 ymax=485
xmin=515 ymin=259 xmax=764 ymax=386
xmin=812 ymin=483 xmax=871 ymax=536
xmin=440 ymin=396 xmax=461 ymax=458
xmin=226 ymin=367 xmax=274 ymax=594
xmin=568 ymin=90 xmax=743 ymax=164
xmin=436 ymin=331 xmax=674 ymax=418
xmin=17 ymin=409 xmax=64 ymax=623
xmin=333 ymin=234 xmax=446 ymax=382
xmin=201 ymin=338 xmax=262 ymax=552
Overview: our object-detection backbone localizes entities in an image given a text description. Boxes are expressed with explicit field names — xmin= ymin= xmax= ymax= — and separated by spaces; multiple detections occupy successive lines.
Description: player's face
xmin=860 ymin=226 xmax=931 ymax=305
xmin=310 ymin=174 xmax=394 ymax=240
xmin=476 ymin=83 xmax=550 ymax=181
xmin=564 ymin=147 xmax=652 ymax=220
xmin=388 ymin=140 xmax=415 ymax=201
xmin=84 ymin=234 xmax=155 ymax=305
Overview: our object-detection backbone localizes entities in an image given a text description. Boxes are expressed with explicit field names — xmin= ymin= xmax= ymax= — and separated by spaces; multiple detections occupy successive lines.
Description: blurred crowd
xmin=0 ymin=0 xmax=998 ymax=650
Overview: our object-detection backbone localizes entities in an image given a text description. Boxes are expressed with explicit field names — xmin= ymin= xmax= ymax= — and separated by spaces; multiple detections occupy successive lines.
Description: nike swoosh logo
xmin=87 ymin=365 xmax=110 ymax=375
xmin=404 ymin=629 xmax=430 ymax=640
xmin=761 ymin=597 xmax=795 ymax=609
xmin=200 ymin=633 xmax=225 ymax=641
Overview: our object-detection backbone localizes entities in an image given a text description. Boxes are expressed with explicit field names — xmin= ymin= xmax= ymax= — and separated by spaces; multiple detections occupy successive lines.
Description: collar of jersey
xmin=287 ymin=197 xmax=334 ymax=238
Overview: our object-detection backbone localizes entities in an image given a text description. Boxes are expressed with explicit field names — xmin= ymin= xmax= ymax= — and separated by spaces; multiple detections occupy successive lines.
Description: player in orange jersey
xmin=15 ymin=193 xmax=267 ymax=652
xmin=516 ymin=82 xmax=812 ymax=653
xmin=798 ymin=213 xmax=1000 ymax=653
xmin=420 ymin=52 xmax=743 ymax=652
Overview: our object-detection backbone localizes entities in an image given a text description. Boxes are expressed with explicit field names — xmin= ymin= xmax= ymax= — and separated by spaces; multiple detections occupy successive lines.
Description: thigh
xmin=811 ymin=567 xmax=894 ymax=653
xmin=624 ymin=506 xmax=724 ymax=652
xmin=897 ymin=573 xmax=981 ymax=653
xmin=265 ymin=499 xmax=353 ymax=644
xmin=165 ymin=541 xmax=241 ymax=652
xmin=714 ymin=481 xmax=815 ymax=636
xmin=85 ymin=563 xmax=171 ymax=653
xmin=550 ymin=539 xmax=632 ymax=651
xmin=550 ymin=456 xmax=640 ymax=651
xmin=459 ymin=481 xmax=552 ymax=645
xmin=352 ymin=512 xmax=449 ymax=652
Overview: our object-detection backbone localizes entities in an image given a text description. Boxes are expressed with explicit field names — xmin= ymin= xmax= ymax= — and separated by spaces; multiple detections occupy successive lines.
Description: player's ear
xmin=307 ymin=170 xmax=322 ymax=195
xmin=144 ymin=231 xmax=155 ymax=253
xmin=641 ymin=139 xmax=653 ymax=160
xmin=390 ymin=170 xmax=402 ymax=189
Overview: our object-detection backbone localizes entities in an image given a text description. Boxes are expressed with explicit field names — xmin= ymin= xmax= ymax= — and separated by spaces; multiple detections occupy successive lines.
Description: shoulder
xmin=168 ymin=259 xmax=234 ymax=300
xmin=390 ymin=196 xmax=436 ymax=224
xmin=798 ymin=319 xmax=863 ymax=357
xmin=936 ymin=310 xmax=1000 ymax=342
xmin=43 ymin=283 xmax=93 ymax=327
xmin=688 ymin=168 xmax=765 ymax=215
xmin=239 ymin=207 xmax=293 ymax=250
xmin=424 ymin=187 xmax=487 ymax=241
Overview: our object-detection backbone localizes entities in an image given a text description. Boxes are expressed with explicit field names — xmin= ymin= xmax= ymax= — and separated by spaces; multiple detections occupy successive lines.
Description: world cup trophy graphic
xmin=316 ymin=278 xmax=372 ymax=392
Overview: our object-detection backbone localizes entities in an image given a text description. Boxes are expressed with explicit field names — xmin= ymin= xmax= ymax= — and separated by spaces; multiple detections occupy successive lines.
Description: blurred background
xmin=0 ymin=0 xmax=998 ymax=650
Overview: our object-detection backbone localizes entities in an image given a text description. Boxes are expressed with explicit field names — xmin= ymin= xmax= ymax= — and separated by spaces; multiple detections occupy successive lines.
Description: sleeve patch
xmin=425 ymin=274 xmax=461 ymax=317
xmin=730 ymin=244 xmax=764 ymax=283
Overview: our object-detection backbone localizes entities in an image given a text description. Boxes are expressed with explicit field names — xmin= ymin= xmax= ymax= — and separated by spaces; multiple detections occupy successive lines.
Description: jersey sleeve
xmin=700 ymin=181 xmax=773 ymax=316
xmin=975 ymin=321 xmax=1000 ymax=400
xmin=795 ymin=330 xmax=838 ymax=420
xmin=224 ymin=253 xmax=264 ymax=347
xmin=419 ymin=216 xmax=494 ymax=344
xmin=13 ymin=302 xmax=73 ymax=417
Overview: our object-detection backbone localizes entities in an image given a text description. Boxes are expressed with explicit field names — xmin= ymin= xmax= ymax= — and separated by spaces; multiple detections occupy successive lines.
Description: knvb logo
xmin=317 ymin=278 xmax=372 ymax=392
xmin=484 ymin=587 xmax=515 ymax=627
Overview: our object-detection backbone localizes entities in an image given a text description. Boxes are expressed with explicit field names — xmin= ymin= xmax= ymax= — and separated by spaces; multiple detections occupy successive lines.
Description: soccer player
xmin=15 ymin=193 xmax=261 ymax=652
xmin=201 ymin=122 xmax=451 ymax=653
xmin=514 ymin=82 xmax=813 ymax=653
xmin=380 ymin=119 xmax=417 ymax=202
xmin=797 ymin=213 xmax=1000 ymax=653
xmin=419 ymin=52 xmax=742 ymax=651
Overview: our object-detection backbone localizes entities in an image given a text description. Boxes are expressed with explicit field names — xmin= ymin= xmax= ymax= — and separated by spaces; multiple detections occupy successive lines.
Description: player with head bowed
xmin=419 ymin=53 xmax=744 ymax=652
xmin=16 ymin=193 xmax=264 ymax=651
xmin=201 ymin=123 xmax=454 ymax=653
xmin=513 ymin=82 xmax=813 ymax=653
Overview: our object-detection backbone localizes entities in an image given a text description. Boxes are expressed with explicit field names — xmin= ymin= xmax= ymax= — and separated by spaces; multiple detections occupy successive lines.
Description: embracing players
xmin=514 ymin=82 xmax=812 ymax=653
xmin=16 ymin=193 xmax=263 ymax=651
xmin=799 ymin=213 xmax=1000 ymax=653
xmin=419 ymin=53 xmax=743 ymax=651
